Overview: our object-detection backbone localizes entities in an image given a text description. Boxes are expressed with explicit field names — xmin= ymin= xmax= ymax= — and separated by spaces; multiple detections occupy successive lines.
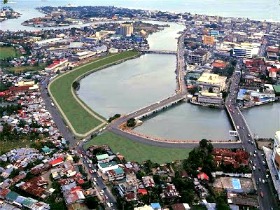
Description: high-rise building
xmin=272 ymin=131 xmax=280 ymax=178
xmin=119 ymin=23 xmax=134 ymax=37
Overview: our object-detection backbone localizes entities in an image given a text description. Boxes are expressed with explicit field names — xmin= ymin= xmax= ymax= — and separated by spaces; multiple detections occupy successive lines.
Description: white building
xmin=272 ymin=131 xmax=280 ymax=179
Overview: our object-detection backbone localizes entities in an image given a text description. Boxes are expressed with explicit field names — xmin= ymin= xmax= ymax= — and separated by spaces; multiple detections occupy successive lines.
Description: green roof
xmin=114 ymin=167 xmax=124 ymax=175
xmin=99 ymin=161 xmax=117 ymax=168
xmin=96 ymin=154 xmax=109 ymax=161
xmin=273 ymin=85 xmax=280 ymax=93
xmin=5 ymin=191 xmax=19 ymax=201
xmin=22 ymin=197 xmax=37 ymax=207
xmin=42 ymin=146 xmax=51 ymax=153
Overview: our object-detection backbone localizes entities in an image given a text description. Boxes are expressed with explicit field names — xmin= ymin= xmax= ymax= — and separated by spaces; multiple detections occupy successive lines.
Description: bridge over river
xmin=106 ymin=31 xmax=242 ymax=148
xmin=140 ymin=49 xmax=177 ymax=55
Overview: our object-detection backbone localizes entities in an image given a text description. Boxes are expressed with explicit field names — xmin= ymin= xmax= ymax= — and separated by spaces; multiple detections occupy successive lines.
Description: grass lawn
xmin=49 ymin=51 xmax=139 ymax=135
xmin=0 ymin=140 xmax=31 ymax=154
xmin=9 ymin=64 xmax=46 ymax=74
xmin=83 ymin=131 xmax=191 ymax=164
xmin=0 ymin=46 xmax=20 ymax=59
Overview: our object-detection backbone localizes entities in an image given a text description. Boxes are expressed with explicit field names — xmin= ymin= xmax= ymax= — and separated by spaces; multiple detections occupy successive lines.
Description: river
xmin=78 ymin=22 xmax=234 ymax=141
xmin=78 ymin=21 xmax=280 ymax=140
xmin=2 ymin=1 xmax=279 ymax=139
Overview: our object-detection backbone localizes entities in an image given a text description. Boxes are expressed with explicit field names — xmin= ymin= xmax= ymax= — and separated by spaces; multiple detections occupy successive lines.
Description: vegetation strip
xmin=49 ymin=51 xmax=139 ymax=137
xmin=83 ymin=131 xmax=191 ymax=164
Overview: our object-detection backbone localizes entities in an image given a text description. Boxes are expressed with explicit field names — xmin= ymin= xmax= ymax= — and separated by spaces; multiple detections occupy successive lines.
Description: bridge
xmin=106 ymin=31 xmax=243 ymax=147
xmin=225 ymin=69 xmax=278 ymax=210
xmin=140 ymin=49 xmax=177 ymax=55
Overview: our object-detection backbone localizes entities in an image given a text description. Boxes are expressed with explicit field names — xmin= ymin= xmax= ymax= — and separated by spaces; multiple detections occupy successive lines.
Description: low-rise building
xmin=107 ymin=167 xmax=125 ymax=181
xmin=187 ymin=49 xmax=211 ymax=66
xmin=197 ymin=73 xmax=227 ymax=92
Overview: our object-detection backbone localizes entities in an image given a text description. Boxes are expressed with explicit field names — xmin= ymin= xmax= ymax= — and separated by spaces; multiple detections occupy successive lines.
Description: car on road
xmin=260 ymin=191 xmax=264 ymax=198
xmin=89 ymin=169 xmax=93 ymax=174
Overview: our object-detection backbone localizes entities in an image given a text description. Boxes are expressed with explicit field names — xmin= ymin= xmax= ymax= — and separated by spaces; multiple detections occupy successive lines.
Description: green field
xmin=0 ymin=46 xmax=20 ymax=59
xmin=0 ymin=140 xmax=31 ymax=155
xmin=49 ymin=51 xmax=139 ymax=135
xmin=83 ymin=132 xmax=191 ymax=164
xmin=9 ymin=64 xmax=46 ymax=74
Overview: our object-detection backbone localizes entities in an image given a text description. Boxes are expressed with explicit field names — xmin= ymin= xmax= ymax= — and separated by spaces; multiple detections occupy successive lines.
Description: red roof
xmin=197 ymin=172 xmax=209 ymax=181
xmin=77 ymin=179 xmax=85 ymax=185
xmin=212 ymin=60 xmax=227 ymax=69
xmin=71 ymin=186 xmax=82 ymax=193
xmin=138 ymin=188 xmax=148 ymax=195
xmin=9 ymin=86 xmax=31 ymax=92
xmin=49 ymin=157 xmax=64 ymax=166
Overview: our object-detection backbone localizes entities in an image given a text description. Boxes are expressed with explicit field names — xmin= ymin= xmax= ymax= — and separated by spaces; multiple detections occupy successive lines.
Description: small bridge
xmin=140 ymin=50 xmax=177 ymax=55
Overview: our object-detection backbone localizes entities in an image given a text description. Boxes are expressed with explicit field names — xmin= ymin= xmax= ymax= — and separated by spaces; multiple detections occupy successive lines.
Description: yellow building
xmin=203 ymin=35 xmax=215 ymax=45
xmin=16 ymin=81 xmax=35 ymax=87
xmin=197 ymin=73 xmax=227 ymax=92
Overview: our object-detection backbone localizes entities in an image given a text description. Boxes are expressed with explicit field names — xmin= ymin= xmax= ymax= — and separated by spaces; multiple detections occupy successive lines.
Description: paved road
xmin=176 ymin=30 xmax=188 ymax=94
xmin=40 ymin=77 xmax=76 ymax=147
xmin=225 ymin=66 xmax=279 ymax=210
xmin=77 ymin=144 xmax=117 ymax=209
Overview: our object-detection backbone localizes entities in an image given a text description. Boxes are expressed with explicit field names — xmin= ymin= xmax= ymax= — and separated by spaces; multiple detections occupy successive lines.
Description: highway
xmin=40 ymin=77 xmax=76 ymax=147
xmin=41 ymin=76 xmax=117 ymax=209
xmin=225 ymin=67 xmax=279 ymax=210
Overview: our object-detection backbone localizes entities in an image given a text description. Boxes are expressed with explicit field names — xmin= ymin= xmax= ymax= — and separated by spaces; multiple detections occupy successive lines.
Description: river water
xmin=78 ymin=21 xmax=280 ymax=140
xmin=2 ymin=0 xmax=280 ymax=139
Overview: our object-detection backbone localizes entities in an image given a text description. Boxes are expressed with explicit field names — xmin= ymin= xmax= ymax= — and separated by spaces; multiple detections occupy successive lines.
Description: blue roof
xmin=151 ymin=203 xmax=161 ymax=209
xmin=232 ymin=178 xmax=241 ymax=190
xmin=114 ymin=167 xmax=124 ymax=175
xmin=5 ymin=191 xmax=19 ymax=201
xmin=42 ymin=146 xmax=50 ymax=153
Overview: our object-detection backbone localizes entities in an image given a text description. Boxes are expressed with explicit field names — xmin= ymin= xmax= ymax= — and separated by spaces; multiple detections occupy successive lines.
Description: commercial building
xmin=232 ymin=42 xmax=260 ymax=58
xmin=202 ymin=35 xmax=215 ymax=45
xmin=197 ymin=92 xmax=224 ymax=105
xmin=187 ymin=49 xmax=211 ymax=65
xmin=264 ymin=131 xmax=280 ymax=200
xmin=272 ymin=131 xmax=280 ymax=179
xmin=197 ymin=73 xmax=227 ymax=92
xmin=119 ymin=23 xmax=134 ymax=37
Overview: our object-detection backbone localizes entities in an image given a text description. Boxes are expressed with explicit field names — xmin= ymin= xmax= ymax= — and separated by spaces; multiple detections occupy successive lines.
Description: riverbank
xmin=49 ymin=51 xmax=140 ymax=138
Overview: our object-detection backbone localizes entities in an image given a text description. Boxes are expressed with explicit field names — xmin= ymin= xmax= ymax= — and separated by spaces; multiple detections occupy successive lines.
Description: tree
xmin=216 ymin=192 xmax=230 ymax=210
xmin=199 ymin=139 xmax=208 ymax=148
xmin=72 ymin=81 xmax=80 ymax=90
xmin=73 ymin=155 xmax=80 ymax=163
xmin=126 ymin=118 xmax=136 ymax=127
xmin=181 ymin=190 xmax=195 ymax=203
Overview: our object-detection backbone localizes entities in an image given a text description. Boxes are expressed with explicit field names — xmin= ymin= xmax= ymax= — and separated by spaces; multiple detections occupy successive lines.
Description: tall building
xmin=272 ymin=131 xmax=280 ymax=179
xmin=232 ymin=42 xmax=260 ymax=58
xmin=119 ymin=23 xmax=134 ymax=37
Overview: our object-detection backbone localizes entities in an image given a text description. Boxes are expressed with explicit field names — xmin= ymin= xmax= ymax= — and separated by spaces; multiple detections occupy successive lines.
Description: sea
xmin=1 ymin=0 xmax=280 ymax=30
